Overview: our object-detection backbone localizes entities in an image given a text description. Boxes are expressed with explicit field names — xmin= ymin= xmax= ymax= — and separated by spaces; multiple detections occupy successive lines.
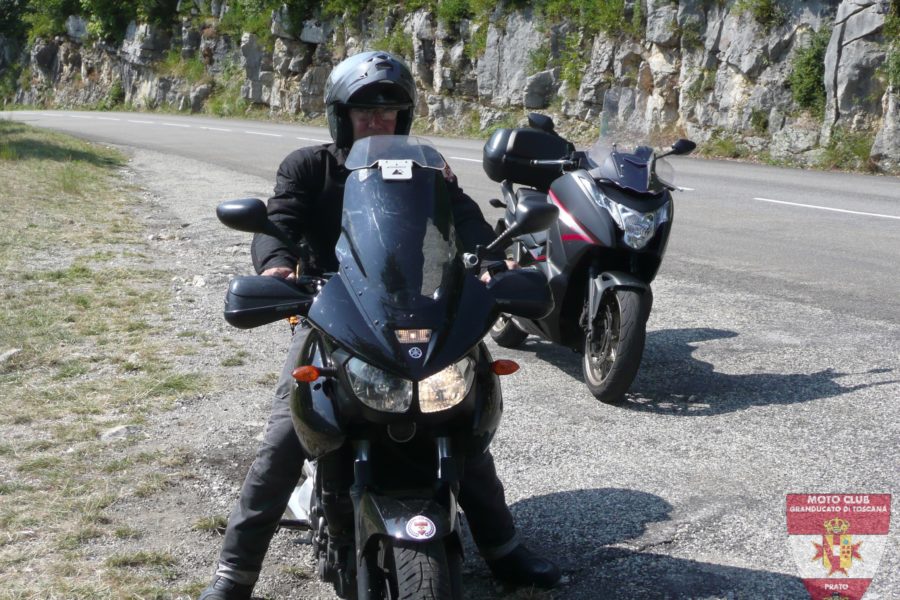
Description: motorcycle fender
xmin=588 ymin=272 xmax=650 ymax=322
xmin=356 ymin=491 xmax=461 ymax=563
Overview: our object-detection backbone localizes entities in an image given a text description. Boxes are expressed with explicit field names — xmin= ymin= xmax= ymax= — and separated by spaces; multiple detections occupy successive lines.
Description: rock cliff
xmin=4 ymin=0 xmax=898 ymax=172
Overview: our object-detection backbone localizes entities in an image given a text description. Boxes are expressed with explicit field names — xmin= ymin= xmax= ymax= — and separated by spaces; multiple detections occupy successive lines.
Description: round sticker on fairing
xmin=408 ymin=347 xmax=423 ymax=359
xmin=406 ymin=515 xmax=437 ymax=540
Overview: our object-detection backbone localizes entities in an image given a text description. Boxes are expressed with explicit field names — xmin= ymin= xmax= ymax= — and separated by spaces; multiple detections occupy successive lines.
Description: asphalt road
xmin=4 ymin=110 xmax=899 ymax=599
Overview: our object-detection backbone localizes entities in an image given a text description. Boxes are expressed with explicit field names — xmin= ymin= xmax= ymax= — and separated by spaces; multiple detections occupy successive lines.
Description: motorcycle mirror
xmin=216 ymin=198 xmax=270 ymax=234
xmin=527 ymin=113 xmax=556 ymax=133
xmin=515 ymin=197 xmax=559 ymax=235
xmin=486 ymin=197 xmax=558 ymax=253
xmin=670 ymin=139 xmax=696 ymax=156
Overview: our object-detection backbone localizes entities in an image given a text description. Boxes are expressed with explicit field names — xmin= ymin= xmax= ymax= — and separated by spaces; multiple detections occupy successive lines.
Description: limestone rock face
xmin=6 ymin=1 xmax=899 ymax=171
xmin=870 ymin=91 xmax=900 ymax=171
xmin=822 ymin=0 xmax=888 ymax=138
xmin=476 ymin=10 xmax=544 ymax=107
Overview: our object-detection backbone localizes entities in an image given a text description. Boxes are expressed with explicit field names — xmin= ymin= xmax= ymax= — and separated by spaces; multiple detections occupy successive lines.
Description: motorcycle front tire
xmin=380 ymin=539 xmax=461 ymax=600
xmin=582 ymin=288 xmax=648 ymax=404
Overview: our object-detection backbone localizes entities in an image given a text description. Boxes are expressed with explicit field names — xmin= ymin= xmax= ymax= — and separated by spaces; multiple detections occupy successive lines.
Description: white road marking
xmin=96 ymin=117 xmax=120 ymax=121
xmin=679 ymin=186 xmax=695 ymax=191
xmin=245 ymin=130 xmax=282 ymax=137
xmin=753 ymin=197 xmax=900 ymax=221
xmin=162 ymin=122 xmax=191 ymax=128
xmin=67 ymin=114 xmax=93 ymax=119
xmin=449 ymin=156 xmax=481 ymax=163
xmin=296 ymin=136 xmax=331 ymax=143
xmin=201 ymin=126 xmax=231 ymax=132
xmin=128 ymin=119 xmax=153 ymax=124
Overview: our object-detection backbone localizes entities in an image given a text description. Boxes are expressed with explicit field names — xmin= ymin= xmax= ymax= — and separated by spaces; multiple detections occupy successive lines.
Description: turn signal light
xmin=491 ymin=360 xmax=519 ymax=376
xmin=292 ymin=366 xmax=321 ymax=382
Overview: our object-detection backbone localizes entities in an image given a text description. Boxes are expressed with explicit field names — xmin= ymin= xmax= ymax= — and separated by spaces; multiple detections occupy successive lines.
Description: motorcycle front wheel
xmin=366 ymin=539 xmax=460 ymax=600
xmin=582 ymin=289 xmax=648 ymax=404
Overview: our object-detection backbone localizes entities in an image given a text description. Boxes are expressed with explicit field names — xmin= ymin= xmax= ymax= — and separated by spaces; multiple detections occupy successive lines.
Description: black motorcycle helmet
xmin=324 ymin=51 xmax=417 ymax=148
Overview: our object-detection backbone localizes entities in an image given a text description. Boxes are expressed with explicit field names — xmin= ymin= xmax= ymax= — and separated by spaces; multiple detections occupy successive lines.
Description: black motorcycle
xmin=215 ymin=135 xmax=557 ymax=600
xmin=483 ymin=113 xmax=695 ymax=404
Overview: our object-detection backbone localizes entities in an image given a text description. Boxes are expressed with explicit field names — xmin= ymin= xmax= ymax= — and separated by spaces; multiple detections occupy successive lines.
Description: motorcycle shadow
xmin=459 ymin=488 xmax=807 ymax=599
xmin=518 ymin=327 xmax=896 ymax=416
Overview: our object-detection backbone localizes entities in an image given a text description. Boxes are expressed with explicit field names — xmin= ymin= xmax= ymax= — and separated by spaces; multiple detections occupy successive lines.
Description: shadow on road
xmin=461 ymin=488 xmax=808 ymax=599
xmin=518 ymin=327 xmax=896 ymax=415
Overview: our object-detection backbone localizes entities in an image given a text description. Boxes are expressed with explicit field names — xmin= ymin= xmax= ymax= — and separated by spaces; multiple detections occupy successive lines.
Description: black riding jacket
xmin=251 ymin=143 xmax=500 ymax=275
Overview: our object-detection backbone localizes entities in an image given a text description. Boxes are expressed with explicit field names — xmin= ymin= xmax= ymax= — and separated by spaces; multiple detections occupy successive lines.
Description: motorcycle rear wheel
xmin=490 ymin=314 xmax=529 ymax=348
xmin=582 ymin=289 xmax=647 ymax=404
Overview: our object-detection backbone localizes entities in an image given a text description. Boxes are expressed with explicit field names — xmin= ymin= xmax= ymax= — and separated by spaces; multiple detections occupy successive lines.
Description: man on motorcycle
xmin=199 ymin=51 xmax=561 ymax=600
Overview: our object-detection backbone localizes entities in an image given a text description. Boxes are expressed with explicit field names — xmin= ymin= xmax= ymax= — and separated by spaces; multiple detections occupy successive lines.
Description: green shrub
xmin=735 ymin=0 xmax=785 ymax=29
xmin=97 ymin=78 xmax=124 ymax=110
xmin=528 ymin=45 xmax=552 ymax=75
xmin=559 ymin=32 xmax=585 ymax=89
xmin=788 ymin=27 xmax=830 ymax=116
xmin=679 ymin=19 xmax=704 ymax=50
xmin=882 ymin=1 xmax=900 ymax=90
xmin=686 ymin=68 xmax=715 ymax=101
xmin=436 ymin=0 xmax=470 ymax=26
xmin=373 ymin=27 xmax=414 ymax=58
xmin=219 ymin=0 xmax=315 ymax=40
xmin=538 ymin=0 xmax=631 ymax=38
xmin=749 ymin=108 xmax=768 ymax=134
xmin=818 ymin=127 xmax=875 ymax=172
xmin=159 ymin=49 xmax=208 ymax=83
xmin=206 ymin=62 xmax=248 ymax=117
xmin=701 ymin=129 xmax=746 ymax=159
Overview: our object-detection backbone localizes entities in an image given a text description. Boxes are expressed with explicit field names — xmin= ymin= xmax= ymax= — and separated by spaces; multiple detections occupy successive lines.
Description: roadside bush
xmin=819 ymin=127 xmax=876 ymax=172
xmin=700 ymin=129 xmax=747 ymax=159
xmin=789 ymin=27 xmax=830 ymax=117
xmin=159 ymin=49 xmax=209 ymax=84
xmin=97 ymin=77 xmax=124 ymax=110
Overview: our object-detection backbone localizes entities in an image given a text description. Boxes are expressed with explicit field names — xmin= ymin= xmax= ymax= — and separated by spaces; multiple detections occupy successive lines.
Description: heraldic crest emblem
xmin=786 ymin=494 xmax=891 ymax=600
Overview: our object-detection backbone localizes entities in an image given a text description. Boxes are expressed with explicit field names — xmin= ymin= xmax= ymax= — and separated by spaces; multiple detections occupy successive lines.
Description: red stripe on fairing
xmin=561 ymin=233 xmax=592 ymax=243
xmin=549 ymin=190 xmax=598 ymax=244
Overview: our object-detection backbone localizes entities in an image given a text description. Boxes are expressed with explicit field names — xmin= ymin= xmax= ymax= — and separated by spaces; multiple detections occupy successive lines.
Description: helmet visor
xmin=343 ymin=83 xmax=413 ymax=110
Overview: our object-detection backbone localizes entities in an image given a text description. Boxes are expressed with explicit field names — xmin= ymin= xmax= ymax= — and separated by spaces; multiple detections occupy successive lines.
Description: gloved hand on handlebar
xmin=480 ymin=259 xmax=520 ymax=283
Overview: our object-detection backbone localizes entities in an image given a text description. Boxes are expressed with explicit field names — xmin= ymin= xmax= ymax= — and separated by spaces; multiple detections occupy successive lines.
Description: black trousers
xmin=216 ymin=327 xmax=518 ymax=585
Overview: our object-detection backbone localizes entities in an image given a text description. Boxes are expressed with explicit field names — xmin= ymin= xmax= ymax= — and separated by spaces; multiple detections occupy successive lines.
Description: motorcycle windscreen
xmin=311 ymin=136 xmax=496 ymax=380
xmin=588 ymin=141 xmax=674 ymax=195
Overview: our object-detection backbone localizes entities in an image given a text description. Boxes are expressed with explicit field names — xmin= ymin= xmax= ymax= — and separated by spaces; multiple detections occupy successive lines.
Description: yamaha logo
xmin=408 ymin=347 xmax=423 ymax=359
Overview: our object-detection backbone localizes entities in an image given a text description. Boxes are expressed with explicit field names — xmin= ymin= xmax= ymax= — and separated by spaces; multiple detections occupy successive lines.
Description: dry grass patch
xmin=0 ymin=119 xmax=207 ymax=597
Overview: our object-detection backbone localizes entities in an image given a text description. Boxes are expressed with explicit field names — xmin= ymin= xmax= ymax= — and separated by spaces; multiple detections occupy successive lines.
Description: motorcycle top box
xmin=483 ymin=127 xmax=573 ymax=190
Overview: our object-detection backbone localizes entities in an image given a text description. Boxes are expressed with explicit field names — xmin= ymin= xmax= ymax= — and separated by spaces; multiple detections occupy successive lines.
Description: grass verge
xmin=0 ymin=118 xmax=206 ymax=597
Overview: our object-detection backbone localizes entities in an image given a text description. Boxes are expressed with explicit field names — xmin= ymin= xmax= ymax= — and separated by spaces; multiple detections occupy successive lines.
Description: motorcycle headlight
xmin=418 ymin=357 xmax=475 ymax=414
xmin=345 ymin=357 xmax=413 ymax=413
xmin=591 ymin=187 xmax=670 ymax=250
